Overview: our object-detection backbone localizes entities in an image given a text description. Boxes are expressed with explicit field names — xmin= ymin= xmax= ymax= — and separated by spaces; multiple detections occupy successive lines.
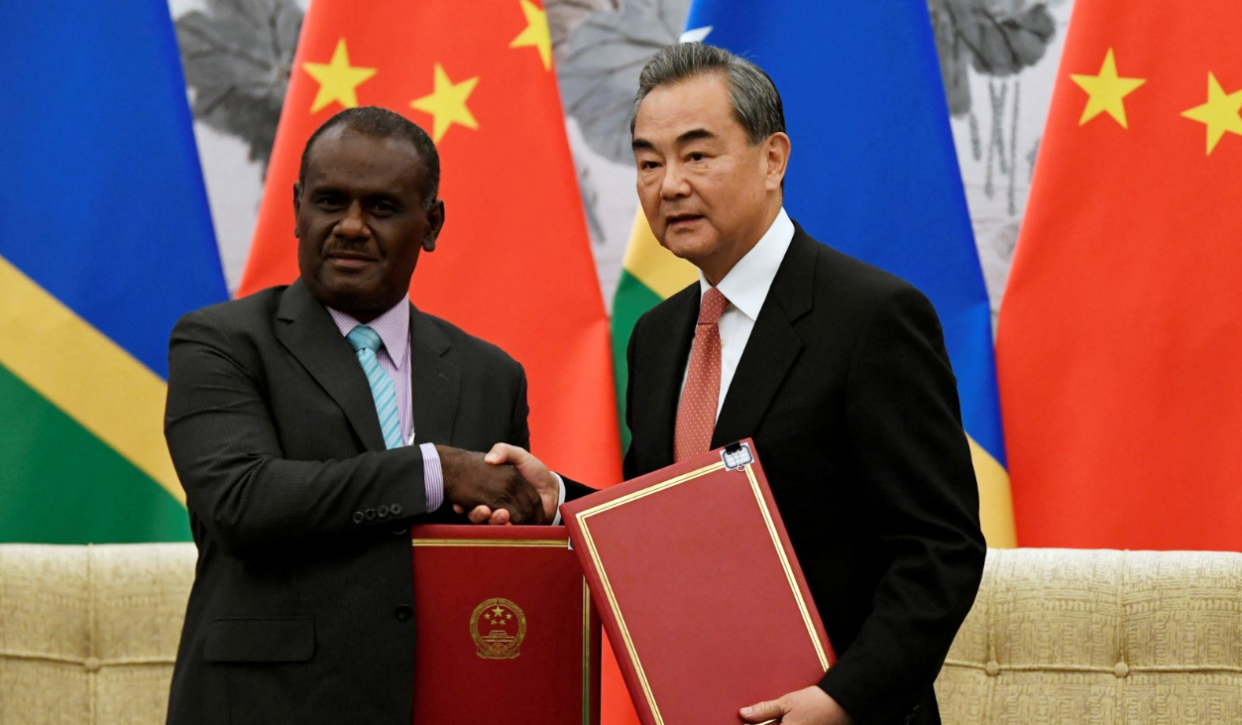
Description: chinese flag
xmin=997 ymin=0 xmax=1242 ymax=550
xmin=239 ymin=1 xmax=635 ymax=721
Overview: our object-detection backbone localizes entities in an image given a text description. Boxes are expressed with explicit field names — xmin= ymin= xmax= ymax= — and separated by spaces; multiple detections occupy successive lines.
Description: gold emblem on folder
xmin=470 ymin=598 xmax=526 ymax=660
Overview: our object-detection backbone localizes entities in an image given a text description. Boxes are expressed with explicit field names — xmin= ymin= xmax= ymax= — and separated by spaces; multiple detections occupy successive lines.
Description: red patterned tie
xmin=674 ymin=287 xmax=729 ymax=462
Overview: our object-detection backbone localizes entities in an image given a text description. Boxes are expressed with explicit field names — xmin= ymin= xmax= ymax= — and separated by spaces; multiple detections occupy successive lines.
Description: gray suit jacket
xmin=163 ymin=279 xmax=530 ymax=725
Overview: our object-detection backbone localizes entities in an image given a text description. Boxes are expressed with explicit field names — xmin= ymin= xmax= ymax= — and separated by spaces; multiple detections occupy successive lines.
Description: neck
xmin=699 ymin=200 xmax=782 ymax=286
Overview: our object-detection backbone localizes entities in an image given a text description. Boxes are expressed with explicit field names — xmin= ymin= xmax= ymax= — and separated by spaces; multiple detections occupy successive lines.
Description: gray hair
xmin=299 ymin=106 xmax=440 ymax=210
xmin=630 ymin=43 xmax=785 ymax=145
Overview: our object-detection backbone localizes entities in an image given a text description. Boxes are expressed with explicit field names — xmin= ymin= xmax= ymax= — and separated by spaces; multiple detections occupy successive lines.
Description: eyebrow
xmin=675 ymin=128 xmax=716 ymax=145
xmin=632 ymin=127 xmax=719 ymax=153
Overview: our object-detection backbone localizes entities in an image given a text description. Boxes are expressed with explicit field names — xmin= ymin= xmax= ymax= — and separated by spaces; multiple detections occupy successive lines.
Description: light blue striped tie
xmin=346 ymin=325 xmax=403 ymax=450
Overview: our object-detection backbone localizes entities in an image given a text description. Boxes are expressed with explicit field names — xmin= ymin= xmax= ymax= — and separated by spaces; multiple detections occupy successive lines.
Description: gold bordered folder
xmin=560 ymin=440 xmax=835 ymax=725
xmin=410 ymin=525 xmax=600 ymax=724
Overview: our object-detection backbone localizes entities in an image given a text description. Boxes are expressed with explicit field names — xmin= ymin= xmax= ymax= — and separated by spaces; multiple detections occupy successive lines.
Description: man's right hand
xmin=436 ymin=446 xmax=545 ymax=524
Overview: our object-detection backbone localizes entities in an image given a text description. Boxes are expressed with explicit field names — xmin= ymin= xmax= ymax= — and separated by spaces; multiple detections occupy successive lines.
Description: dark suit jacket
xmin=163 ymin=279 xmax=539 ymax=725
xmin=624 ymin=227 xmax=986 ymax=725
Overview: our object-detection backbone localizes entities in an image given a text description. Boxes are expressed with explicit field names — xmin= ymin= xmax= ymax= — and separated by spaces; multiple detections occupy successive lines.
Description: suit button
xmin=378 ymin=505 xmax=390 ymax=518
xmin=391 ymin=503 xmax=403 ymax=516
xmin=352 ymin=511 xmax=364 ymax=524
xmin=365 ymin=508 xmax=376 ymax=521
xmin=394 ymin=605 xmax=414 ymax=621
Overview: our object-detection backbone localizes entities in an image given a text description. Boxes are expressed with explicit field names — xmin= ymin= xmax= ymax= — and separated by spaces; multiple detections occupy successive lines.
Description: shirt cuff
xmin=551 ymin=472 xmax=567 ymax=526
xmin=420 ymin=442 xmax=444 ymax=512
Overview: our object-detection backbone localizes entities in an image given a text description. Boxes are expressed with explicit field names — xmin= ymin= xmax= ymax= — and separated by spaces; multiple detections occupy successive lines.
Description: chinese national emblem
xmin=470 ymin=598 xmax=527 ymax=660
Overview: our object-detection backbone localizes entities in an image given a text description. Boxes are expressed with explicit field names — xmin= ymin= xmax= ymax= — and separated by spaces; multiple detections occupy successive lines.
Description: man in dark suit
xmin=163 ymin=107 xmax=571 ymax=725
xmin=490 ymin=44 xmax=985 ymax=725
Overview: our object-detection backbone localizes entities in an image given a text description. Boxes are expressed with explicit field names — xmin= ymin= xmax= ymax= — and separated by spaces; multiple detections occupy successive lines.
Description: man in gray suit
xmin=163 ymin=107 xmax=570 ymax=725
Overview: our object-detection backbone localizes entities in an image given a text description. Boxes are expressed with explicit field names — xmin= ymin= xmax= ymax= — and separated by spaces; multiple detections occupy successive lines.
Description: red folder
xmin=410 ymin=525 xmax=600 ymax=725
xmin=560 ymin=440 xmax=834 ymax=725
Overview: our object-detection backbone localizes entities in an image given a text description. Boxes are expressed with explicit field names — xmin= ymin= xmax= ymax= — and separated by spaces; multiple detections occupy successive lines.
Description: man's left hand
xmin=740 ymin=686 xmax=854 ymax=725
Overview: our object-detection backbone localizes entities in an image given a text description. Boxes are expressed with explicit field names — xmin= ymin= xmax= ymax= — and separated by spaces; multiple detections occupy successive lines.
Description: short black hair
xmin=298 ymin=106 xmax=440 ymax=208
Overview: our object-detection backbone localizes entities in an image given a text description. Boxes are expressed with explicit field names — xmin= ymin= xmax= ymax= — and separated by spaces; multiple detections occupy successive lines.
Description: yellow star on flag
xmin=510 ymin=0 xmax=552 ymax=71
xmin=1070 ymin=48 xmax=1146 ymax=128
xmin=302 ymin=39 xmax=377 ymax=114
xmin=1181 ymin=72 xmax=1242 ymax=155
xmin=410 ymin=63 xmax=480 ymax=143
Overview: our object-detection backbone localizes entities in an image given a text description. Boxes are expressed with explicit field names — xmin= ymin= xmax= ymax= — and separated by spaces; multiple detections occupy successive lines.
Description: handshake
xmin=436 ymin=443 xmax=557 ymax=525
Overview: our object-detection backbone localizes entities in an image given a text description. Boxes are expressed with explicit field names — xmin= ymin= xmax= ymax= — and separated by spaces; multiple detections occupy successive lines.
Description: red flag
xmin=998 ymin=0 xmax=1242 ymax=550
xmin=240 ymin=2 xmax=635 ymax=721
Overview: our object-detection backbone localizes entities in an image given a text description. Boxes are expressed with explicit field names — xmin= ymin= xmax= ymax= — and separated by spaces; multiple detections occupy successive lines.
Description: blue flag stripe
xmin=684 ymin=0 xmax=1006 ymax=465
xmin=0 ymin=2 xmax=227 ymax=379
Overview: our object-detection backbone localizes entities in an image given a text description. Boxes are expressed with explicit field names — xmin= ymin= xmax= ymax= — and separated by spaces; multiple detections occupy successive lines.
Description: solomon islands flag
xmin=0 ymin=1 xmax=228 ymax=543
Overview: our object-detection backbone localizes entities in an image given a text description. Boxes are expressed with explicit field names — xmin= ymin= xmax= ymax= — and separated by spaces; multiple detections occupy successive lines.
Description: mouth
xmin=665 ymin=213 xmax=704 ymax=229
xmin=325 ymin=252 xmax=378 ymax=271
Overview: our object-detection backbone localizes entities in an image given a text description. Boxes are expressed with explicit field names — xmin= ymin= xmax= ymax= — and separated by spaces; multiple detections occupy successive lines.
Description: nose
xmin=660 ymin=161 xmax=691 ymax=200
xmin=335 ymin=201 xmax=370 ymax=239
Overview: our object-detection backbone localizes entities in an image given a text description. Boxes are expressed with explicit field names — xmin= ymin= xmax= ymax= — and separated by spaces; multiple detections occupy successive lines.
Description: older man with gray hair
xmin=622 ymin=42 xmax=985 ymax=725
xmin=484 ymin=42 xmax=985 ymax=725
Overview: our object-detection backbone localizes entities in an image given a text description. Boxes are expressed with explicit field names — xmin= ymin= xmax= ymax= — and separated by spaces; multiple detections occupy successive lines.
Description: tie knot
xmin=698 ymin=287 xmax=728 ymax=325
xmin=346 ymin=325 xmax=383 ymax=353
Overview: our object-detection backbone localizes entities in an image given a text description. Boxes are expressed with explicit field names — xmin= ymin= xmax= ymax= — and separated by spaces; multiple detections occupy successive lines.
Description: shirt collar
xmin=327 ymin=298 xmax=411 ymax=367
xmin=699 ymin=207 xmax=795 ymax=321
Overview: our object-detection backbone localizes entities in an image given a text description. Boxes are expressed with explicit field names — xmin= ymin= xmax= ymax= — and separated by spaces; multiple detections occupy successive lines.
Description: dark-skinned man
xmin=483 ymin=44 xmax=986 ymax=725
xmin=163 ymin=107 xmax=579 ymax=725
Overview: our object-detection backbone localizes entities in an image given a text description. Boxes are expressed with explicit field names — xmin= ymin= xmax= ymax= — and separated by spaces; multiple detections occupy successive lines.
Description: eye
xmin=687 ymin=152 xmax=707 ymax=163
xmin=314 ymin=193 xmax=344 ymax=211
xmin=370 ymin=200 xmax=398 ymax=216
xmin=639 ymin=159 xmax=662 ymax=171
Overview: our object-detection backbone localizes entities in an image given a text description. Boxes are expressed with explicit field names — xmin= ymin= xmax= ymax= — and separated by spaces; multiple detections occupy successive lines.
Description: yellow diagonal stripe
xmin=621 ymin=212 xmax=698 ymax=299
xmin=968 ymin=435 xmax=1015 ymax=548
xmin=0 ymin=256 xmax=184 ymax=505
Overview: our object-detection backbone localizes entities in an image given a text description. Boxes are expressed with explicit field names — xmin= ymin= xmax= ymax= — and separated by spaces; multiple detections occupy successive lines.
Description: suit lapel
xmin=643 ymin=286 xmax=699 ymax=468
xmin=275 ymin=280 xmax=387 ymax=452
xmin=711 ymin=228 xmax=816 ymax=448
xmin=409 ymin=305 xmax=459 ymax=444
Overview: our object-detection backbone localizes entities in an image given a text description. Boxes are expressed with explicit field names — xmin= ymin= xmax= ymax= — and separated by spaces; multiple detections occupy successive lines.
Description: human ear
xmin=292 ymin=183 xmax=302 ymax=237
xmin=423 ymin=200 xmax=445 ymax=252
xmin=763 ymin=133 xmax=791 ymax=191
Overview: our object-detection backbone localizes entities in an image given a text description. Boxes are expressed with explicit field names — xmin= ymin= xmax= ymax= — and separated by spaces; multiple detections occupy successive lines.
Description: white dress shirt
xmin=681 ymin=208 xmax=796 ymax=418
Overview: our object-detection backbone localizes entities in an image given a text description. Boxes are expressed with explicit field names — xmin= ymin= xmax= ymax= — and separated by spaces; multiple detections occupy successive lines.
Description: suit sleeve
xmin=164 ymin=311 xmax=430 ymax=557
xmin=818 ymin=286 xmax=986 ymax=724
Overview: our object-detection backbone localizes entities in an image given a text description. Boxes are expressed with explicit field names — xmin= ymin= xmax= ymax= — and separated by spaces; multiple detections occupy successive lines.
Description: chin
xmin=658 ymin=234 xmax=717 ymax=267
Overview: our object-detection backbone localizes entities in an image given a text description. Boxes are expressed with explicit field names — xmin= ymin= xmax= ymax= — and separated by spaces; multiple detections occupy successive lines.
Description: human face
xmin=632 ymin=73 xmax=788 ymax=284
xmin=294 ymin=127 xmax=444 ymax=322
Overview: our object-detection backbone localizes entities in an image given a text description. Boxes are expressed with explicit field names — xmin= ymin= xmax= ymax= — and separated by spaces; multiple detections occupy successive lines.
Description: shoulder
xmin=633 ymin=282 xmax=698 ymax=336
xmin=416 ymin=310 xmax=524 ymax=377
xmin=172 ymin=286 xmax=287 ymax=342
xmin=796 ymin=230 xmax=936 ymax=322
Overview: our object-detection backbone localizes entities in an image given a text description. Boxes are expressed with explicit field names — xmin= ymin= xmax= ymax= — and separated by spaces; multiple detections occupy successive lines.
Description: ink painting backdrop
xmin=173 ymin=0 xmax=1073 ymax=321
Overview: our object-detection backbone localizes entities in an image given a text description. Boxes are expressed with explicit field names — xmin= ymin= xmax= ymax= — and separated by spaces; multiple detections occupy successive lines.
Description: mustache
xmin=322 ymin=243 xmax=378 ymax=259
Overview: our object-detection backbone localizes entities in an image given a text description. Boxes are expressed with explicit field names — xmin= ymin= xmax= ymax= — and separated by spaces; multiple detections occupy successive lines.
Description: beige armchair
xmin=2 ymin=545 xmax=1239 ymax=724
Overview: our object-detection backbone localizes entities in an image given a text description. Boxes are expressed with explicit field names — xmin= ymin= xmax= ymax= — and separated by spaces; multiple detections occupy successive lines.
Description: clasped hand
xmin=440 ymin=444 xmax=558 ymax=524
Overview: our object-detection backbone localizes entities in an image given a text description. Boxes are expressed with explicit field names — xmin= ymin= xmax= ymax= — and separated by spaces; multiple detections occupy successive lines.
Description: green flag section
xmin=611 ymin=0 xmax=1016 ymax=547
xmin=611 ymin=217 xmax=697 ymax=450
xmin=0 ymin=365 xmax=190 ymax=544
xmin=0 ymin=2 xmax=228 ymax=543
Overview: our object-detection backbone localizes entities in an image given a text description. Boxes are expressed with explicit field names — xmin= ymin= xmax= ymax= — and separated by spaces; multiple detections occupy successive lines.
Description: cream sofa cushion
xmin=2 ymin=545 xmax=1240 ymax=724
xmin=0 ymin=544 xmax=195 ymax=725
xmin=936 ymin=548 xmax=1242 ymax=724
